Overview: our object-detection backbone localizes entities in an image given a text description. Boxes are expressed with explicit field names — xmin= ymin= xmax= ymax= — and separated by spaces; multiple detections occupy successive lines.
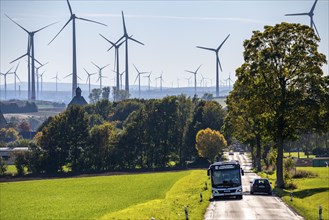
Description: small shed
xmin=312 ymin=157 xmax=329 ymax=167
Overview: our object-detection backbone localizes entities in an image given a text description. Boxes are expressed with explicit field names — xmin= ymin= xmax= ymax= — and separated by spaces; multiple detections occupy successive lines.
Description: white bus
xmin=207 ymin=160 xmax=244 ymax=199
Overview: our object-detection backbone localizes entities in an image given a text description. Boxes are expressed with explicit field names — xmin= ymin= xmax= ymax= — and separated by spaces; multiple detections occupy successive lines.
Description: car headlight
xmin=236 ymin=188 xmax=242 ymax=192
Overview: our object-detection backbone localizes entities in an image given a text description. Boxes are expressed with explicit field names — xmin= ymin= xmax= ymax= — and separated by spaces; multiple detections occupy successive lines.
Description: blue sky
xmin=1 ymin=0 xmax=328 ymax=89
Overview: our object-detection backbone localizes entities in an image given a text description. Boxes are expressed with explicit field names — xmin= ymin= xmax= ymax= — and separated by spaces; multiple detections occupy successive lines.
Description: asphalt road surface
xmin=204 ymin=152 xmax=304 ymax=220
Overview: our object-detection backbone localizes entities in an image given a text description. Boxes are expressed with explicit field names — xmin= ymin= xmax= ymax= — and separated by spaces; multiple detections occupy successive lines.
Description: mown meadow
xmin=259 ymin=167 xmax=329 ymax=220
xmin=0 ymin=170 xmax=210 ymax=219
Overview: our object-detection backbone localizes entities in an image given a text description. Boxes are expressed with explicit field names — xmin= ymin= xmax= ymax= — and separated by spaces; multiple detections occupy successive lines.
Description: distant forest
xmin=0 ymin=100 xmax=37 ymax=113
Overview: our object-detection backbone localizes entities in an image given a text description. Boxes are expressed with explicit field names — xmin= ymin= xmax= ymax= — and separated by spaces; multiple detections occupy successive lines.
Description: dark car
xmin=250 ymin=178 xmax=272 ymax=195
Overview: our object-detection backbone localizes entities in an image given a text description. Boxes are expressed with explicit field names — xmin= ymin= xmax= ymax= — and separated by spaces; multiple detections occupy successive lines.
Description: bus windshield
xmin=211 ymin=169 xmax=241 ymax=187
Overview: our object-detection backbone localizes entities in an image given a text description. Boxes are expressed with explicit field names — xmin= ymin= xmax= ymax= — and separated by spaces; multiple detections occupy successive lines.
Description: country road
xmin=204 ymin=152 xmax=304 ymax=220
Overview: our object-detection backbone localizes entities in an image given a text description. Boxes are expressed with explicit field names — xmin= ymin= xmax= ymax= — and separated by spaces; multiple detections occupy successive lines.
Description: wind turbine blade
xmin=14 ymin=62 xmax=20 ymax=72
xmin=133 ymin=64 xmax=140 ymax=74
xmin=64 ymin=73 xmax=72 ymax=79
xmin=218 ymin=57 xmax=223 ymax=72
xmin=128 ymin=36 xmax=144 ymax=45
xmin=312 ymin=20 xmax=320 ymax=38
xmin=35 ymin=22 xmax=58 ymax=33
xmin=218 ymin=34 xmax=230 ymax=50
xmin=16 ymin=74 xmax=21 ymax=82
xmin=196 ymin=65 xmax=202 ymax=73
xmin=121 ymin=11 xmax=127 ymax=35
xmin=310 ymin=0 xmax=318 ymax=13
xmin=91 ymin=61 xmax=101 ymax=69
xmin=185 ymin=70 xmax=194 ymax=74
xmin=6 ymin=67 xmax=14 ymax=74
xmin=101 ymin=64 xmax=110 ymax=70
xmin=84 ymin=68 xmax=90 ymax=75
xmin=99 ymin=33 xmax=113 ymax=44
xmin=196 ymin=46 xmax=216 ymax=52
xmin=48 ymin=18 xmax=72 ymax=45
xmin=285 ymin=12 xmax=309 ymax=16
xmin=10 ymin=53 xmax=27 ymax=64
xmin=66 ymin=0 xmax=73 ymax=15
xmin=77 ymin=75 xmax=82 ymax=80
xmin=77 ymin=17 xmax=107 ymax=26
xmin=134 ymin=74 xmax=139 ymax=84
xmin=6 ymin=14 xmax=29 ymax=33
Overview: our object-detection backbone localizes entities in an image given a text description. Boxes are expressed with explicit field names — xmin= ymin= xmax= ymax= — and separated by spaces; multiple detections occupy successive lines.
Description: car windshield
xmin=254 ymin=179 xmax=269 ymax=185
xmin=212 ymin=169 xmax=241 ymax=187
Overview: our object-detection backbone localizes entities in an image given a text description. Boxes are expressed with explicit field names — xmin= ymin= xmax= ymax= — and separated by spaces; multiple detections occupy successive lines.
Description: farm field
xmin=259 ymin=167 xmax=329 ymax=220
xmin=0 ymin=170 xmax=210 ymax=219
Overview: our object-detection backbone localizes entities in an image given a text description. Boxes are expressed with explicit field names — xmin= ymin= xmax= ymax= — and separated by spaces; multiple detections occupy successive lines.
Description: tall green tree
xmin=236 ymin=22 xmax=327 ymax=188
xmin=195 ymin=128 xmax=227 ymax=162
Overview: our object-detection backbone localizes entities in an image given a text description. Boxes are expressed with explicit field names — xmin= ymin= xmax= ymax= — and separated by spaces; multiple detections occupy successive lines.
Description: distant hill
xmin=1 ymin=82 xmax=231 ymax=104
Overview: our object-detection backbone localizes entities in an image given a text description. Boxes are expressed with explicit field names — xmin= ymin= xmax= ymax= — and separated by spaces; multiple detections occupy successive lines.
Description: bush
xmin=14 ymin=151 xmax=28 ymax=176
xmin=293 ymin=170 xmax=318 ymax=178
xmin=0 ymin=157 xmax=7 ymax=175
xmin=284 ymin=181 xmax=298 ymax=190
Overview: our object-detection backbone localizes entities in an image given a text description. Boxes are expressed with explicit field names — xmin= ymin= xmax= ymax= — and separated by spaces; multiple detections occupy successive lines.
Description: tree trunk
xmin=256 ymin=134 xmax=262 ymax=172
xmin=276 ymin=136 xmax=284 ymax=188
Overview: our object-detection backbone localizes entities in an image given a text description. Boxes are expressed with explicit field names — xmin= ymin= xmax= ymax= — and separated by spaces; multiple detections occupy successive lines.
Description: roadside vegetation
xmin=0 ymin=170 xmax=210 ymax=220
xmin=258 ymin=167 xmax=329 ymax=220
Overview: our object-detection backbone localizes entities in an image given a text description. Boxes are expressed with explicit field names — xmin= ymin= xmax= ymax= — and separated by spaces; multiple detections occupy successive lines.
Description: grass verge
xmin=258 ymin=167 xmax=329 ymax=220
xmin=0 ymin=170 xmax=193 ymax=219
xmin=100 ymin=170 xmax=211 ymax=219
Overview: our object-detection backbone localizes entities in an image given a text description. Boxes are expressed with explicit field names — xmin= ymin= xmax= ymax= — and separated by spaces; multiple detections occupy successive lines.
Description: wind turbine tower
xmin=92 ymin=62 xmax=110 ymax=90
xmin=133 ymin=64 xmax=148 ymax=98
xmin=49 ymin=0 xmax=107 ymax=98
xmin=117 ymin=11 xmax=144 ymax=93
xmin=185 ymin=65 xmax=202 ymax=96
xmin=100 ymin=34 xmax=125 ymax=91
xmin=52 ymin=73 xmax=60 ymax=93
xmin=84 ymin=68 xmax=96 ymax=95
xmin=197 ymin=34 xmax=230 ymax=97
xmin=6 ymin=15 xmax=55 ymax=101
xmin=0 ymin=67 xmax=13 ymax=100
xmin=9 ymin=62 xmax=21 ymax=97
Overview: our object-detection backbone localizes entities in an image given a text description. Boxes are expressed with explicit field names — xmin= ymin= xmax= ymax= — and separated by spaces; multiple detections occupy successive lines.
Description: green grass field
xmin=0 ymin=170 xmax=210 ymax=220
xmin=259 ymin=167 xmax=329 ymax=220
xmin=284 ymin=152 xmax=316 ymax=159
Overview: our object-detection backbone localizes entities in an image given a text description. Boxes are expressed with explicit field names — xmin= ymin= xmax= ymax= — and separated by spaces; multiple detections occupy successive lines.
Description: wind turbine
xmin=177 ymin=78 xmax=180 ymax=88
xmin=52 ymin=73 xmax=60 ymax=93
xmin=225 ymin=73 xmax=234 ymax=91
xmin=35 ymin=62 xmax=48 ymax=100
xmin=6 ymin=15 xmax=56 ymax=101
xmin=99 ymin=34 xmax=125 ymax=91
xmin=48 ymin=0 xmax=107 ymax=98
xmin=84 ymin=68 xmax=96 ymax=95
xmin=39 ymin=70 xmax=46 ymax=95
xmin=119 ymin=71 xmax=125 ymax=90
xmin=197 ymin=34 xmax=230 ymax=97
xmin=116 ymin=11 xmax=144 ymax=93
xmin=285 ymin=0 xmax=320 ymax=38
xmin=185 ymin=65 xmax=202 ymax=96
xmin=133 ymin=64 xmax=148 ymax=98
xmin=143 ymin=72 xmax=152 ymax=92
xmin=0 ymin=67 xmax=13 ymax=100
xmin=155 ymin=72 xmax=164 ymax=93
xmin=9 ymin=62 xmax=21 ymax=97
xmin=185 ymin=76 xmax=192 ymax=87
xmin=91 ymin=62 xmax=110 ymax=90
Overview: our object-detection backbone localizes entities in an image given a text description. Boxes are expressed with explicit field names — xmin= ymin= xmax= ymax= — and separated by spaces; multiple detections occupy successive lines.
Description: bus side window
xmin=241 ymin=168 xmax=244 ymax=176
